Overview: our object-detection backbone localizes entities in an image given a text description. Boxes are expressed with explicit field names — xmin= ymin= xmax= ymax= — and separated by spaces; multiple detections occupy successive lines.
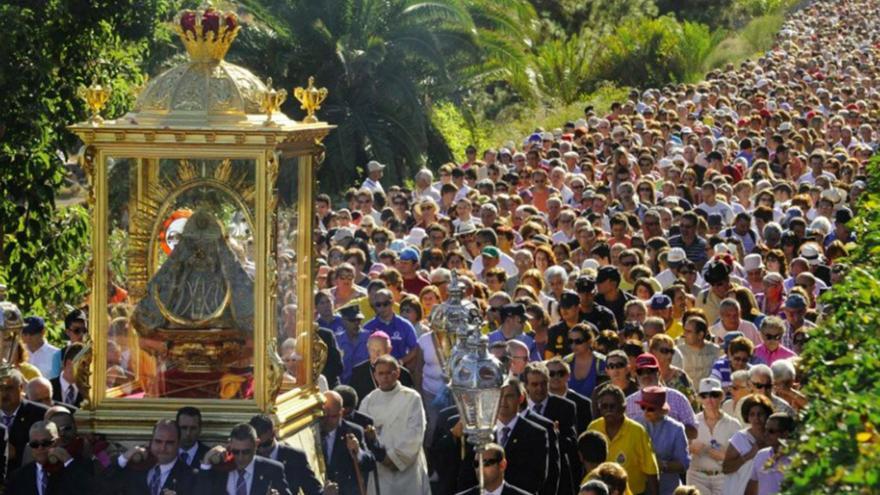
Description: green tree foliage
xmin=530 ymin=31 xmax=596 ymax=104
xmin=783 ymin=157 xmax=880 ymax=493
xmin=593 ymin=16 xmax=721 ymax=89
xmin=232 ymin=0 xmax=539 ymax=193
xmin=529 ymin=0 xmax=657 ymax=36
xmin=0 ymin=0 xmax=165 ymax=328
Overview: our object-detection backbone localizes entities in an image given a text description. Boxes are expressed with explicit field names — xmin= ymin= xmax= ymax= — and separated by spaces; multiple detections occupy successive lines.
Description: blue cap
xmin=649 ymin=294 xmax=672 ymax=310
xmin=784 ymin=293 xmax=807 ymax=310
xmin=23 ymin=316 xmax=45 ymax=334
xmin=399 ymin=247 xmax=420 ymax=263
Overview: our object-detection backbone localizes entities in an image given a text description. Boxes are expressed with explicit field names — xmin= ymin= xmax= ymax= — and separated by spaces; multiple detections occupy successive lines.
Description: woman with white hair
xmin=544 ymin=265 xmax=567 ymax=325
xmin=412 ymin=168 xmax=440 ymax=203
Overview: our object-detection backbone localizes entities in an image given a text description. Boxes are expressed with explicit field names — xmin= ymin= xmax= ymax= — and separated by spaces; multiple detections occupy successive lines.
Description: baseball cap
xmin=648 ymin=294 xmax=672 ymax=311
xmin=559 ymin=291 xmax=580 ymax=308
xmin=698 ymin=377 xmax=723 ymax=395
xmin=482 ymin=246 xmax=501 ymax=259
xmin=784 ymin=293 xmax=807 ymax=310
xmin=22 ymin=316 xmax=45 ymax=335
xmin=635 ymin=353 xmax=660 ymax=370
xmin=339 ymin=305 xmax=365 ymax=320
xmin=367 ymin=160 xmax=386 ymax=172
xmin=399 ymin=247 xmax=420 ymax=263
xmin=667 ymin=248 xmax=687 ymax=265
xmin=595 ymin=266 xmax=621 ymax=284
xmin=575 ymin=276 xmax=597 ymax=294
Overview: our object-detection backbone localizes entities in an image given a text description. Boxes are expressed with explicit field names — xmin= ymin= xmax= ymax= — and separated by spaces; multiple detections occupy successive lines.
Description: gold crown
xmin=173 ymin=5 xmax=240 ymax=63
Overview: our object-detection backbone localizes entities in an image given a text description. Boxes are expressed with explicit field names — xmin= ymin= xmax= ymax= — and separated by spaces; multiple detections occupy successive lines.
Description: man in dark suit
xmin=458 ymin=378 xmax=547 ymax=494
xmin=176 ymin=407 xmax=211 ymax=468
xmin=546 ymin=357 xmax=592 ymax=434
xmin=348 ymin=332 xmax=413 ymax=406
xmin=6 ymin=421 xmax=91 ymax=495
xmin=333 ymin=385 xmax=374 ymax=430
xmin=49 ymin=344 xmax=84 ymax=408
xmin=428 ymin=405 xmax=464 ymax=495
xmin=317 ymin=326 xmax=344 ymax=389
xmin=197 ymin=423 xmax=290 ymax=495
xmin=24 ymin=378 xmax=77 ymax=412
xmin=249 ymin=414 xmax=323 ymax=495
xmin=0 ymin=368 xmax=50 ymax=471
xmin=320 ymin=391 xmax=375 ymax=495
xmin=524 ymin=362 xmax=580 ymax=495
xmin=454 ymin=443 xmax=530 ymax=495
xmin=110 ymin=419 xmax=196 ymax=495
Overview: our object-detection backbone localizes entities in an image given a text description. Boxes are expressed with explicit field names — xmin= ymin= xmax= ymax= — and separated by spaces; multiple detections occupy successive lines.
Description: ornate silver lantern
xmin=427 ymin=271 xmax=482 ymax=378
xmin=441 ymin=273 xmax=505 ymax=489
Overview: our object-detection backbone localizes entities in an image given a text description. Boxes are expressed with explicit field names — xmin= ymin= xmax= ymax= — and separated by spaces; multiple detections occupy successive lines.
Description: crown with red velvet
xmin=173 ymin=4 xmax=240 ymax=62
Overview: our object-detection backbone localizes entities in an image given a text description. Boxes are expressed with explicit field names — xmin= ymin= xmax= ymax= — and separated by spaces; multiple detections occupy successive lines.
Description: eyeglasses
xmin=229 ymin=448 xmax=254 ymax=457
xmin=763 ymin=333 xmax=783 ymax=341
xmin=475 ymin=456 xmax=502 ymax=468
xmin=29 ymin=439 xmax=54 ymax=449
xmin=373 ymin=301 xmax=391 ymax=308
xmin=699 ymin=391 xmax=724 ymax=399
xmin=548 ymin=370 xmax=567 ymax=378
xmin=70 ymin=327 xmax=87 ymax=335
xmin=606 ymin=361 xmax=627 ymax=370
xmin=373 ymin=237 xmax=388 ymax=243
xmin=620 ymin=260 xmax=636 ymax=267
xmin=640 ymin=406 xmax=658 ymax=413
xmin=655 ymin=347 xmax=675 ymax=355
xmin=569 ymin=338 xmax=587 ymax=345
xmin=751 ymin=382 xmax=773 ymax=390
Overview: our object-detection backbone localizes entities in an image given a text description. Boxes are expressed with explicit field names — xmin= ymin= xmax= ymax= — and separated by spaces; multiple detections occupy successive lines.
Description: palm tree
xmin=233 ymin=0 xmax=489 ymax=193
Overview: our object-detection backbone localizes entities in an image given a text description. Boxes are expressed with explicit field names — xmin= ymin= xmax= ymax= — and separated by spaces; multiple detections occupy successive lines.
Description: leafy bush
xmin=530 ymin=30 xmax=597 ymax=104
xmin=783 ymin=156 xmax=880 ymax=493
xmin=593 ymin=16 xmax=722 ymax=88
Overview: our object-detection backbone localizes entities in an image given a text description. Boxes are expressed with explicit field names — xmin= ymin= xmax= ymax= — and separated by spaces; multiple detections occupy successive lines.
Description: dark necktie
xmin=534 ymin=402 xmax=544 ymax=415
xmin=498 ymin=426 xmax=511 ymax=446
xmin=180 ymin=451 xmax=189 ymax=465
xmin=40 ymin=469 xmax=48 ymax=495
xmin=65 ymin=386 xmax=75 ymax=405
xmin=2 ymin=414 xmax=13 ymax=428
xmin=148 ymin=466 xmax=161 ymax=495
xmin=235 ymin=468 xmax=247 ymax=495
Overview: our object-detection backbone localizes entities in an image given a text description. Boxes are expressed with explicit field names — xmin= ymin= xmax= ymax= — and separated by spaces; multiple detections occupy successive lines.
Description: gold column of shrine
xmin=68 ymin=4 xmax=333 ymax=452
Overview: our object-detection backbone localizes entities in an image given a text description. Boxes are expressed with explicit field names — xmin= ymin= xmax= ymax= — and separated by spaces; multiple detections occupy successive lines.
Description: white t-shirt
xmin=722 ymin=429 xmax=758 ymax=495
xmin=697 ymin=201 xmax=734 ymax=225
xmin=709 ymin=320 xmax=763 ymax=346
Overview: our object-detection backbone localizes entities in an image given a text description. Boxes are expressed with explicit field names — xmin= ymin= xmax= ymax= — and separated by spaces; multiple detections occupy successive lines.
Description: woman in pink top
xmin=752 ymin=316 xmax=797 ymax=366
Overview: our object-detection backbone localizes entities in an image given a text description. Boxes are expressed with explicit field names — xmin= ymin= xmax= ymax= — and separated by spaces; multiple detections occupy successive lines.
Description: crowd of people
xmin=2 ymin=0 xmax=878 ymax=493
xmin=303 ymin=1 xmax=878 ymax=494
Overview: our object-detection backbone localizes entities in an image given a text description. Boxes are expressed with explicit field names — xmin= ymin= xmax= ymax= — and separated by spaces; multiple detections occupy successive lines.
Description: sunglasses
xmin=656 ymin=348 xmax=675 ymax=355
xmin=640 ymin=406 xmax=658 ymax=413
xmin=29 ymin=439 xmax=54 ymax=449
xmin=373 ymin=301 xmax=391 ymax=308
xmin=548 ymin=370 xmax=567 ymax=378
xmin=373 ymin=237 xmax=388 ymax=243
xmin=606 ymin=361 xmax=627 ymax=370
xmin=751 ymin=382 xmax=773 ymax=390
xmin=763 ymin=333 xmax=783 ymax=340
xmin=70 ymin=327 xmax=87 ymax=335
xmin=229 ymin=448 xmax=254 ymax=457
xmin=569 ymin=338 xmax=588 ymax=345
xmin=621 ymin=260 xmax=637 ymax=267
xmin=637 ymin=368 xmax=658 ymax=376
xmin=699 ymin=391 xmax=724 ymax=399
xmin=475 ymin=457 xmax=502 ymax=468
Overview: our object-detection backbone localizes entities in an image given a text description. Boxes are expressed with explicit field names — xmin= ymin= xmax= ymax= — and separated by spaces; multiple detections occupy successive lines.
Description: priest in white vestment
xmin=359 ymin=355 xmax=431 ymax=495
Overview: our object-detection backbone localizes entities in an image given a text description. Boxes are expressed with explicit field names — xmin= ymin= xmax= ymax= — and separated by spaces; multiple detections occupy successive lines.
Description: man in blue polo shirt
xmin=335 ymin=305 xmax=372 ymax=384
xmin=487 ymin=303 xmax=540 ymax=361
xmin=363 ymin=288 xmax=419 ymax=370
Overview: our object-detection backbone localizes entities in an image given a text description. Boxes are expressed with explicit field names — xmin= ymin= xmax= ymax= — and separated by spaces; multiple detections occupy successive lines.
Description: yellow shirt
xmin=19 ymin=363 xmax=41 ymax=381
xmin=666 ymin=320 xmax=684 ymax=340
xmin=588 ymin=417 xmax=659 ymax=494
xmin=355 ymin=296 xmax=401 ymax=321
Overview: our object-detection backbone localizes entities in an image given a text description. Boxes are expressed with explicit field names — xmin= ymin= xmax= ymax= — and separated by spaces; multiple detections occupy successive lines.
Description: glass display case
xmin=68 ymin=3 xmax=333 ymax=440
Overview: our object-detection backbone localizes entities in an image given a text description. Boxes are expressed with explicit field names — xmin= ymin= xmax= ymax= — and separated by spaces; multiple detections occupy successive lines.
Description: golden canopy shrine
xmin=68 ymin=2 xmax=333 ymax=464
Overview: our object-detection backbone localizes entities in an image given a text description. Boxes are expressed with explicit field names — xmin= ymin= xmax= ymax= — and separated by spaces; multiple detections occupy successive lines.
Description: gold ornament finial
xmin=77 ymin=78 xmax=111 ymax=126
xmin=173 ymin=4 xmax=240 ymax=63
xmin=294 ymin=76 xmax=328 ymax=124
xmin=259 ymin=77 xmax=288 ymax=126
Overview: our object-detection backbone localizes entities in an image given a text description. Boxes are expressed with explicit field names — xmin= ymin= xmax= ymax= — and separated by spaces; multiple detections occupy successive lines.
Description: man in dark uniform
xmin=594 ymin=267 xmax=633 ymax=329
xmin=249 ymin=415 xmax=323 ymax=495
xmin=453 ymin=443 xmax=530 ymax=495
xmin=575 ymin=276 xmax=617 ymax=332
